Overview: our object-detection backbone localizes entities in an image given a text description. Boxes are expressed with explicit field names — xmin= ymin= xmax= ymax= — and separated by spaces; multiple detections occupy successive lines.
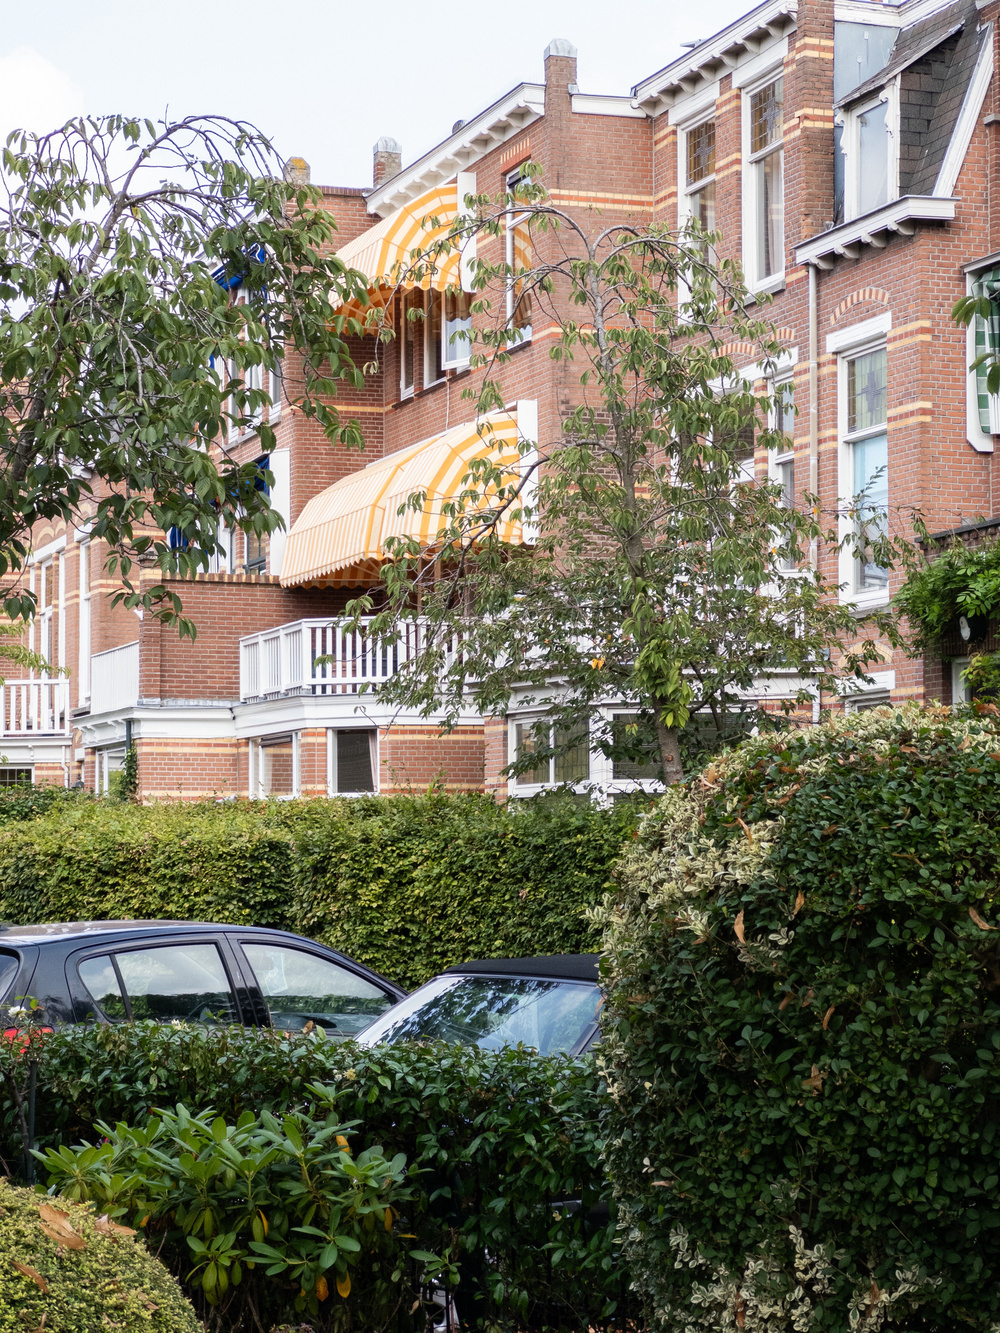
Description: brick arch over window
xmin=829 ymin=288 xmax=891 ymax=325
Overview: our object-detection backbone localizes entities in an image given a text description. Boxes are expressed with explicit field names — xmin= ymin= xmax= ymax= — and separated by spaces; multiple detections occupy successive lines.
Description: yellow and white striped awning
xmin=334 ymin=182 xmax=464 ymax=320
xmin=280 ymin=411 xmax=525 ymax=587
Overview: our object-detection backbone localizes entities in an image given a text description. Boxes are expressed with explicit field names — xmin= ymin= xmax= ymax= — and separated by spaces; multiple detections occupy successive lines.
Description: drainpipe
xmin=808 ymin=259 xmax=819 ymax=569
xmin=809 ymin=259 xmax=821 ymax=723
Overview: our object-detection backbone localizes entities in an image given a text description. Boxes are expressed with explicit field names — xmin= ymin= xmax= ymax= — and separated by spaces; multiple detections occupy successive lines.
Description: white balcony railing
xmin=90 ymin=641 xmax=140 ymax=715
xmin=239 ymin=618 xmax=451 ymax=703
xmin=0 ymin=679 xmax=71 ymax=737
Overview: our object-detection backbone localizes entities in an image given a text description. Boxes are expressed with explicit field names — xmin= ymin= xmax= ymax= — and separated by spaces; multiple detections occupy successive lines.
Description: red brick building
xmin=10 ymin=1 xmax=1000 ymax=798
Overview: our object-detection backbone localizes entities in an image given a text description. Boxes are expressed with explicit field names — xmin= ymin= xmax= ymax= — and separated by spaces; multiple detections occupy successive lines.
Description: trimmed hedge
xmin=599 ymin=702 xmax=1000 ymax=1333
xmin=0 ymin=792 xmax=638 ymax=988
xmin=22 ymin=1022 xmax=637 ymax=1331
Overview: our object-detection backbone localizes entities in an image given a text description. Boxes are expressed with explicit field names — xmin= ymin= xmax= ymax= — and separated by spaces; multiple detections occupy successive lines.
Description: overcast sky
xmin=1 ymin=0 xmax=752 ymax=191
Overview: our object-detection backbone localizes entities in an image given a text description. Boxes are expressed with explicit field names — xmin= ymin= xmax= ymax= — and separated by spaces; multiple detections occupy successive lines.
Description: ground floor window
xmin=250 ymin=733 xmax=300 ymax=799
xmin=97 ymin=747 xmax=127 ymax=796
xmin=844 ymin=690 xmax=892 ymax=713
xmin=0 ymin=767 xmax=32 ymax=786
xmin=512 ymin=721 xmax=589 ymax=790
xmin=327 ymin=729 xmax=377 ymax=795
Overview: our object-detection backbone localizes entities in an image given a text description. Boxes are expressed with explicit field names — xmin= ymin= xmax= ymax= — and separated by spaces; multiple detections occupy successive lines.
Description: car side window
xmin=79 ymin=943 xmax=237 ymax=1024
xmin=240 ymin=942 xmax=393 ymax=1036
xmin=77 ymin=954 xmax=127 ymax=1021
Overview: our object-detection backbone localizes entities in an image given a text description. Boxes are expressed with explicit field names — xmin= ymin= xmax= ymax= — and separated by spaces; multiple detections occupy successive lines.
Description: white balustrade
xmin=0 ymin=678 xmax=70 ymax=736
xmin=90 ymin=641 xmax=140 ymax=714
xmin=239 ymin=617 xmax=456 ymax=702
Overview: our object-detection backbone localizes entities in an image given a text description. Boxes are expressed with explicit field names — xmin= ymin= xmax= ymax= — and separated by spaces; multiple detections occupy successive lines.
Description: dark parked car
xmin=355 ymin=954 xmax=602 ymax=1055
xmin=0 ymin=921 xmax=405 ymax=1035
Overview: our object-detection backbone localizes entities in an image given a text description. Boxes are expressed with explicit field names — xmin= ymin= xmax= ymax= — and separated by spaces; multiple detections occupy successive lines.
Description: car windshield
xmin=357 ymin=974 xmax=600 ymax=1055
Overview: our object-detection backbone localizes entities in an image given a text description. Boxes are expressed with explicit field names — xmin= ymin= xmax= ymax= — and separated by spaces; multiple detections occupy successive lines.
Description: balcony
xmin=90 ymin=641 xmax=140 ymax=715
xmin=240 ymin=618 xmax=438 ymax=703
xmin=0 ymin=679 xmax=70 ymax=737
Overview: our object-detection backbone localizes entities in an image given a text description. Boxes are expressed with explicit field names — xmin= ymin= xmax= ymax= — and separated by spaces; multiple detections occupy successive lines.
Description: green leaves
xmin=0 ymin=113 xmax=368 ymax=633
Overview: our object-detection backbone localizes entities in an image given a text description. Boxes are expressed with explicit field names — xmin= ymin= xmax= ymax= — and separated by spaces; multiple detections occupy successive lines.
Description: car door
xmin=232 ymin=936 xmax=397 ymax=1037
xmin=70 ymin=934 xmax=245 ymax=1025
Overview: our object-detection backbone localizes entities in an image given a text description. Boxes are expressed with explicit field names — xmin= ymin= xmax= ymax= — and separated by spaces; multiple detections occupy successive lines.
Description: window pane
xmin=114 ymin=943 xmax=236 ymax=1024
xmin=509 ymin=220 xmax=533 ymax=337
xmin=853 ymin=431 xmax=889 ymax=590
xmin=778 ymin=457 xmax=795 ymax=507
xmin=78 ymin=954 xmax=128 ymax=1021
xmin=734 ymin=421 xmax=756 ymax=483
xmin=443 ymin=291 xmax=471 ymax=366
xmin=687 ymin=119 xmax=716 ymax=185
xmin=0 ymin=950 xmax=19 ymax=1004
xmin=776 ymin=382 xmax=795 ymax=443
xmin=514 ymin=723 xmax=548 ymax=786
xmin=611 ymin=713 xmax=661 ymax=780
xmin=426 ymin=292 xmax=444 ymax=382
xmin=0 ymin=768 xmax=32 ymax=787
xmin=337 ymin=730 xmax=375 ymax=792
xmin=847 ymin=348 xmax=887 ymax=432
xmin=400 ymin=295 xmax=415 ymax=393
xmin=553 ymin=725 xmax=589 ymax=784
xmin=260 ymin=737 xmax=295 ymax=796
xmin=693 ymin=180 xmax=716 ymax=233
xmin=361 ymin=974 xmax=601 ymax=1056
xmin=857 ymin=100 xmax=889 ymax=215
xmin=242 ymin=942 xmax=392 ymax=1037
xmin=751 ymin=79 xmax=783 ymax=153
xmin=756 ymin=149 xmax=784 ymax=278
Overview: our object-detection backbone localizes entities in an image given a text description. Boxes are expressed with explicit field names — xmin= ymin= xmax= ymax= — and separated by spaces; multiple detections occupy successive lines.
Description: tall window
xmin=244 ymin=455 xmax=270 ymax=574
xmin=685 ymin=118 xmax=716 ymax=236
xmin=424 ymin=291 xmax=444 ymax=385
xmin=747 ymin=77 xmax=784 ymax=284
xmin=845 ymin=347 xmax=888 ymax=592
xmin=78 ymin=540 xmax=91 ymax=706
xmin=399 ymin=292 xmax=417 ymax=398
xmin=506 ymin=167 xmax=533 ymax=342
xmin=442 ymin=291 xmax=472 ymax=369
xmin=772 ymin=382 xmax=796 ymax=571
xmin=856 ymin=98 xmax=890 ymax=215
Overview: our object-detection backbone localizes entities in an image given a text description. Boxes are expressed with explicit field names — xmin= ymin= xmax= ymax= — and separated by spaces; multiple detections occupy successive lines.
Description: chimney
xmin=283 ymin=156 xmax=311 ymax=186
xmin=543 ymin=37 xmax=578 ymax=94
xmin=373 ymin=136 xmax=402 ymax=188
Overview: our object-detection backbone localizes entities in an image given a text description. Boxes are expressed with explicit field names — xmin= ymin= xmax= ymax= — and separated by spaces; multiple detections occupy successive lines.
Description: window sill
xmin=748 ymin=274 xmax=786 ymax=300
xmin=842 ymin=590 xmax=890 ymax=615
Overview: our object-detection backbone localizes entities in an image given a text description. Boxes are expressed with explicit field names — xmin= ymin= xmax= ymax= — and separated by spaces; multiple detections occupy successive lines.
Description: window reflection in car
xmin=239 ymin=942 xmax=393 ymax=1036
xmin=363 ymin=975 xmax=601 ymax=1055
xmin=78 ymin=944 xmax=237 ymax=1024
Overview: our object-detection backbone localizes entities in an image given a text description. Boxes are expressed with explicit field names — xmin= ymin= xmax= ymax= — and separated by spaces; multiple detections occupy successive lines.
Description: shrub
xmin=0 ymin=1175 xmax=200 ymax=1333
xmin=40 ymin=1101 xmax=423 ymax=1332
xmin=598 ymin=702 xmax=1000 ymax=1333
xmin=0 ymin=792 xmax=638 ymax=988
xmin=21 ymin=1023 xmax=637 ymax=1331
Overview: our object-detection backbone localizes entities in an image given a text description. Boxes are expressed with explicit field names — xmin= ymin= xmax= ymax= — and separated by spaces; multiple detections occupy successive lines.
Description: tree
xmin=350 ymin=175 xmax=908 ymax=782
xmin=0 ymin=114 xmax=368 ymax=636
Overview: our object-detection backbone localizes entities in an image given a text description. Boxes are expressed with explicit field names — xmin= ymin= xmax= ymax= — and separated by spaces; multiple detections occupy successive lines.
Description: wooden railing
xmin=0 ymin=679 xmax=71 ymax=736
xmin=90 ymin=641 xmax=140 ymax=714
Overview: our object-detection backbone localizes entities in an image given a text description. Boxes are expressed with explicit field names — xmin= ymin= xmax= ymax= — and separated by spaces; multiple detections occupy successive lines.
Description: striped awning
xmin=280 ymin=411 xmax=525 ymax=587
xmin=334 ymin=182 xmax=464 ymax=320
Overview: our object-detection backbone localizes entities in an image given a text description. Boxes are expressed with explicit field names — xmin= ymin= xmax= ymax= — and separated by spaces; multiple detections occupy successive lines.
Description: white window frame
xmin=250 ymin=732 xmax=301 ymax=799
xmin=423 ymin=290 xmax=444 ymax=386
xmin=505 ymin=166 xmax=533 ymax=345
xmin=326 ymin=727 xmax=380 ymax=796
xmin=768 ymin=374 xmax=800 ymax=574
xmin=399 ymin=293 xmax=416 ymax=400
xmin=441 ymin=290 xmax=472 ymax=371
xmin=840 ymin=669 xmax=896 ymax=712
xmin=840 ymin=81 xmax=899 ymax=223
xmin=588 ymin=709 xmax=666 ymax=799
xmin=832 ymin=315 xmax=892 ymax=609
xmin=741 ymin=67 xmax=786 ymax=294
xmin=269 ymin=350 xmax=283 ymax=423
xmin=506 ymin=715 xmax=592 ymax=797
xmin=97 ymin=746 xmax=127 ymax=796
xmin=678 ymin=110 xmax=717 ymax=233
xmin=951 ymin=657 xmax=973 ymax=704
xmin=964 ymin=262 xmax=999 ymax=454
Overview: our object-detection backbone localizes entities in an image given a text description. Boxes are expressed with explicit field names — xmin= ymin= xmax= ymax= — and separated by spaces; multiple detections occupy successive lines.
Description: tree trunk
xmin=654 ymin=716 xmax=684 ymax=784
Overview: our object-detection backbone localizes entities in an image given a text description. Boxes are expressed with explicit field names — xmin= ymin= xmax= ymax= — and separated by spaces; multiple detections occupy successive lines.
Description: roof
xmin=0 ymin=920 xmax=224 ymax=944
xmin=443 ymin=954 xmax=601 ymax=982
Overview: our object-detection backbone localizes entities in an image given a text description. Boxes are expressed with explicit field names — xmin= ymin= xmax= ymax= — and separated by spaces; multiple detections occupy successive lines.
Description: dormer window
xmin=840 ymin=85 xmax=898 ymax=221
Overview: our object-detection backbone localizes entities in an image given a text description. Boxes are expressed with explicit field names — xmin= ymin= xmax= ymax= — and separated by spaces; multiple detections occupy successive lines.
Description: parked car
xmin=0 ymin=921 xmax=405 ymax=1035
xmin=355 ymin=954 xmax=602 ymax=1055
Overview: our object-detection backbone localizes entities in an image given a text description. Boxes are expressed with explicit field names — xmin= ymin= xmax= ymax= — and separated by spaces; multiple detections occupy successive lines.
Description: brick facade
xmin=12 ymin=3 xmax=1000 ymax=798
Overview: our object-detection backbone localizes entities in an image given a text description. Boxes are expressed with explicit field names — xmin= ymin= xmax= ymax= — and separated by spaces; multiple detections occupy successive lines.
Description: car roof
xmin=442 ymin=954 xmax=600 ymax=982
xmin=0 ymin=921 xmax=293 ymax=945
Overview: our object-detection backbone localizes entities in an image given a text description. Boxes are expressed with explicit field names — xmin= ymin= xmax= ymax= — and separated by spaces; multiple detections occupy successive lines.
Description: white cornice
xmin=794 ymin=194 xmax=956 ymax=267
xmin=367 ymin=84 xmax=546 ymax=216
xmin=631 ymin=0 xmax=797 ymax=113
xmin=571 ymin=93 xmax=647 ymax=119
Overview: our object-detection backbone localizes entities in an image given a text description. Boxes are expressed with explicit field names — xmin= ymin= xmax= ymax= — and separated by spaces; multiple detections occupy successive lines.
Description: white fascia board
xmin=367 ymin=85 xmax=545 ymax=216
xmin=0 ymin=739 xmax=72 ymax=765
xmin=233 ymin=695 xmax=481 ymax=739
xmin=78 ymin=705 xmax=238 ymax=749
xmin=833 ymin=0 xmax=903 ymax=25
xmin=571 ymin=94 xmax=647 ymax=119
xmin=935 ymin=22 xmax=993 ymax=198
xmin=795 ymin=194 xmax=956 ymax=267
xmin=631 ymin=0 xmax=796 ymax=111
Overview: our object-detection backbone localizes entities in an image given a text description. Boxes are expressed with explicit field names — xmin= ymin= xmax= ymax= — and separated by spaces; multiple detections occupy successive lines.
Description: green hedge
xmin=19 ymin=1022 xmax=637 ymax=1331
xmin=0 ymin=793 xmax=638 ymax=987
xmin=599 ymin=702 xmax=1000 ymax=1333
